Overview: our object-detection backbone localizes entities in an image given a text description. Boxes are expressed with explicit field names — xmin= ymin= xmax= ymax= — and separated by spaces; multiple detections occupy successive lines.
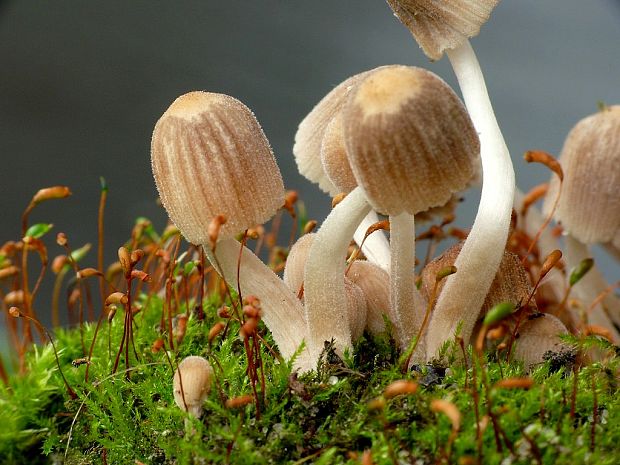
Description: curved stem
xmin=205 ymin=237 xmax=312 ymax=370
xmin=304 ymin=187 xmax=371 ymax=361
xmin=353 ymin=211 xmax=391 ymax=272
xmin=564 ymin=235 xmax=620 ymax=342
xmin=425 ymin=40 xmax=515 ymax=361
xmin=389 ymin=213 xmax=425 ymax=357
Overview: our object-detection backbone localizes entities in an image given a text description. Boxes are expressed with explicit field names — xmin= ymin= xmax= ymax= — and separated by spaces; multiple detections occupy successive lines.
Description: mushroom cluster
xmin=149 ymin=1 xmax=617 ymax=377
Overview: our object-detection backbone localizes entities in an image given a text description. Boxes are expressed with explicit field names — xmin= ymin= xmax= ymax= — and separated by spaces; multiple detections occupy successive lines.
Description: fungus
xmin=173 ymin=356 xmax=213 ymax=418
xmin=294 ymin=69 xmax=391 ymax=271
xmin=386 ymin=1 xmax=516 ymax=362
xmin=151 ymin=91 xmax=311 ymax=369
xmin=344 ymin=65 xmax=479 ymax=358
xmin=544 ymin=106 xmax=620 ymax=340
xmin=512 ymin=314 xmax=572 ymax=372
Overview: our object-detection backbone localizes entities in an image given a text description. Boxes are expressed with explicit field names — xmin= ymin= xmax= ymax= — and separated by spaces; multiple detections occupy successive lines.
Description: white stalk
xmin=389 ymin=212 xmax=424 ymax=356
xmin=205 ymin=237 xmax=313 ymax=371
xmin=353 ymin=210 xmax=391 ymax=272
xmin=304 ymin=186 xmax=371 ymax=362
xmin=564 ymin=235 xmax=620 ymax=342
xmin=425 ymin=40 xmax=515 ymax=360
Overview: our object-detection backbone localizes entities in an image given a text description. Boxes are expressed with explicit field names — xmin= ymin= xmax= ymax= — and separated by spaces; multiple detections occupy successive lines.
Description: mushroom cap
xmin=283 ymin=233 xmax=316 ymax=297
xmin=344 ymin=65 xmax=479 ymax=216
xmin=173 ymin=356 xmax=214 ymax=418
xmin=320 ymin=112 xmax=358 ymax=194
xmin=513 ymin=314 xmax=571 ymax=371
xmin=151 ymin=91 xmax=285 ymax=244
xmin=348 ymin=260 xmax=392 ymax=336
xmin=385 ymin=0 xmax=500 ymax=61
xmin=294 ymin=69 xmax=379 ymax=195
xmin=345 ymin=277 xmax=368 ymax=341
xmin=544 ymin=105 xmax=620 ymax=245
xmin=421 ymin=241 xmax=536 ymax=315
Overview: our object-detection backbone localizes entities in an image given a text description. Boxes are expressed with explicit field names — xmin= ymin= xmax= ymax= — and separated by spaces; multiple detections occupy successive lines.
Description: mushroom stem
xmin=204 ymin=237 xmax=312 ymax=369
xmin=425 ymin=40 xmax=515 ymax=360
xmin=353 ymin=211 xmax=391 ymax=272
xmin=389 ymin=212 xmax=424 ymax=355
xmin=304 ymin=186 xmax=371 ymax=361
xmin=564 ymin=234 xmax=620 ymax=342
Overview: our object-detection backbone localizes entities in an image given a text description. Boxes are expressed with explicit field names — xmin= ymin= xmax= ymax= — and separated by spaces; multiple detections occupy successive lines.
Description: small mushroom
xmin=512 ymin=314 xmax=572 ymax=372
xmin=544 ymin=106 xmax=620 ymax=340
xmin=344 ymin=65 xmax=479 ymax=358
xmin=151 ymin=91 xmax=311 ymax=369
xmin=173 ymin=356 xmax=213 ymax=418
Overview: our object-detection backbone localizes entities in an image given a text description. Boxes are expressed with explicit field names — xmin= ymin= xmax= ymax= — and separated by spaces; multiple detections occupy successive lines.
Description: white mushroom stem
xmin=304 ymin=186 xmax=371 ymax=362
xmin=204 ymin=237 xmax=313 ymax=370
xmin=353 ymin=210 xmax=391 ymax=272
xmin=425 ymin=40 xmax=515 ymax=360
xmin=564 ymin=234 xmax=620 ymax=342
xmin=389 ymin=212 xmax=424 ymax=355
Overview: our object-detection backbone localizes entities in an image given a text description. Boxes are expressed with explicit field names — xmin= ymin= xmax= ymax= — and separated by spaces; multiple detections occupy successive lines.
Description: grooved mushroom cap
xmin=321 ymin=113 xmax=358 ymax=194
xmin=544 ymin=106 xmax=620 ymax=245
xmin=173 ymin=356 xmax=214 ymax=418
xmin=513 ymin=314 xmax=571 ymax=371
xmin=344 ymin=65 xmax=479 ymax=216
xmin=385 ymin=0 xmax=500 ymax=61
xmin=421 ymin=242 xmax=536 ymax=315
xmin=345 ymin=277 xmax=367 ymax=341
xmin=294 ymin=70 xmax=378 ymax=195
xmin=283 ymin=233 xmax=316 ymax=297
xmin=151 ymin=91 xmax=285 ymax=244
xmin=348 ymin=261 xmax=392 ymax=335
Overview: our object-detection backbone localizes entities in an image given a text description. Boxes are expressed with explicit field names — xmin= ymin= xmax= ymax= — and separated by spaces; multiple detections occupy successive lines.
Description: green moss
xmin=1 ymin=295 xmax=619 ymax=464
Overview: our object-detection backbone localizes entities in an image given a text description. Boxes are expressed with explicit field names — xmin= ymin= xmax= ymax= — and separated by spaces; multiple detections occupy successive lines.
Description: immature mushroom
xmin=294 ymin=70 xmax=391 ymax=271
xmin=173 ymin=356 xmax=213 ymax=418
xmin=512 ymin=314 xmax=572 ymax=372
xmin=544 ymin=106 xmax=620 ymax=340
xmin=151 ymin=91 xmax=311 ymax=369
xmin=344 ymin=65 xmax=479 ymax=358
xmin=385 ymin=1 xmax=516 ymax=362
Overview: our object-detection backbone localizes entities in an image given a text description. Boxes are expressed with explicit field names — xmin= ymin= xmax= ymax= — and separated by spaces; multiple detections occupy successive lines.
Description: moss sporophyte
xmin=1 ymin=1 xmax=620 ymax=464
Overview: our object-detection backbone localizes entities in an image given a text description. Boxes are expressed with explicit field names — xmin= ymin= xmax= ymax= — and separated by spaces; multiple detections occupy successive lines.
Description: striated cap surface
xmin=294 ymin=70 xmax=377 ymax=195
xmin=344 ymin=65 xmax=479 ymax=216
xmin=320 ymin=112 xmax=358 ymax=194
xmin=386 ymin=0 xmax=500 ymax=60
xmin=173 ymin=356 xmax=214 ymax=418
xmin=544 ymin=106 xmax=620 ymax=244
xmin=151 ymin=91 xmax=284 ymax=244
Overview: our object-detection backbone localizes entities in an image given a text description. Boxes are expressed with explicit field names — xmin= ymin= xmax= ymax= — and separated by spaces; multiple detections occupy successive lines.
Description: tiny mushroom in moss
xmin=173 ymin=356 xmax=214 ymax=418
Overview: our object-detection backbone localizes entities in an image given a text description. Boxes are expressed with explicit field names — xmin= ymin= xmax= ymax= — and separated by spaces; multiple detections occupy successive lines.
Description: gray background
xmin=0 ymin=0 xmax=619 ymax=342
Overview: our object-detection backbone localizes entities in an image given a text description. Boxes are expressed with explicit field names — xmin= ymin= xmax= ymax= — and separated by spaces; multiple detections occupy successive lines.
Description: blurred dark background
xmin=1 ymin=1 xmax=619 ymax=347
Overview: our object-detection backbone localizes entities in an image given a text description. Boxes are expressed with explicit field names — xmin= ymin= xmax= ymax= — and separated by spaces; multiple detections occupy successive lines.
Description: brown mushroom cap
xmin=321 ymin=112 xmax=358 ymax=194
xmin=348 ymin=260 xmax=393 ymax=336
xmin=513 ymin=314 xmax=571 ymax=371
xmin=151 ymin=91 xmax=285 ymax=244
xmin=173 ymin=356 xmax=214 ymax=418
xmin=421 ymin=241 xmax=536 ymax=316
xmin=344 ymin=65 xmax=479 ymax=216
xmin=544 ymin=105 xmax=620 ymax=245
xmin=283 ymin=233 xmax=316 ymax=297
xmin=386 ymin=0 xmax=500 ymax=61
xmin=294 ymin=70 xmax=379 ymax=195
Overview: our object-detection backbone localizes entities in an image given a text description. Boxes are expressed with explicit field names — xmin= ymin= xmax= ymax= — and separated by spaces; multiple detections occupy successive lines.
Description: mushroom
xmin=343 ymin=65 xmax=479 ymax=359
xmin=151 ymin=91 xmax=311 ymax=370
xmin=173 ymin=356 xmax=213 ymax=418
xmin=512 ymin=314 xmax=573 ymax=372
xmin=543 ymin=106 xmax=620 ymax=340
xmin=385 ymin=1 xmax=517 ymax=362
xmin=294 ymin=69 xmax=391 ymax=271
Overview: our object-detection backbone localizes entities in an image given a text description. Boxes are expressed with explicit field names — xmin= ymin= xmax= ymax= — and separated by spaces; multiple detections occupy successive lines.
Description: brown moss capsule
xmin=383 ymin=380 xmax=419 ymax=399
